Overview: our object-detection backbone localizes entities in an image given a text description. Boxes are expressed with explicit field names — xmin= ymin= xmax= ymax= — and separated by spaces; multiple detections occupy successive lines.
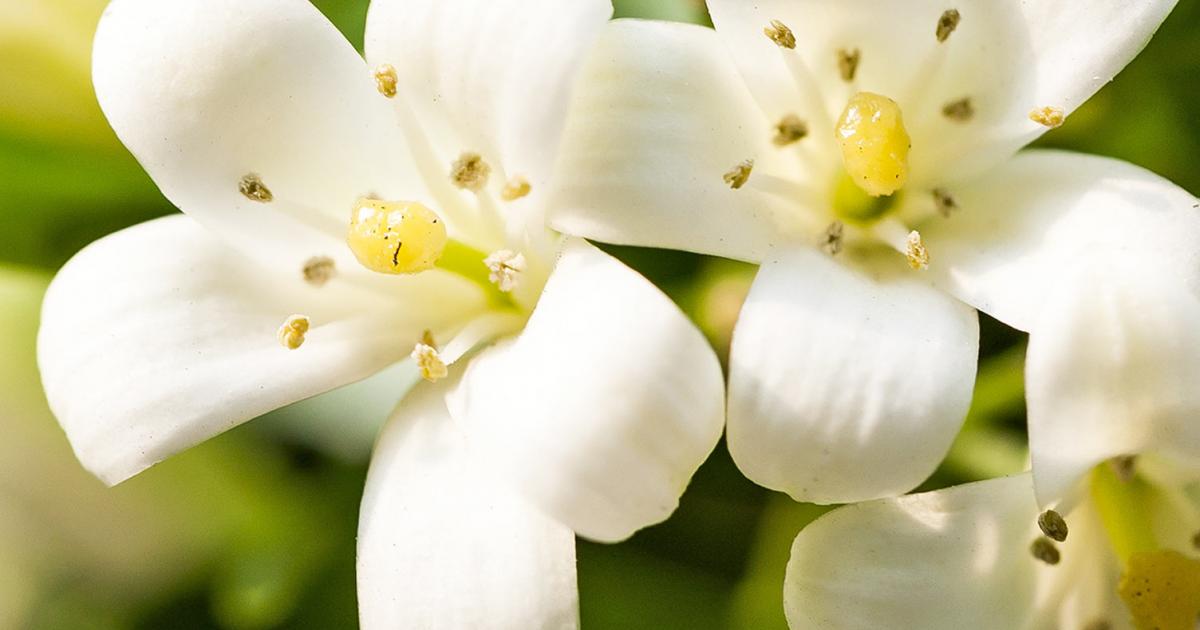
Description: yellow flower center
xmin=347 ymin=198 xmax=448 ymax=275
xmin=1118 ymin=550 xmax=1200 ymax=630
xmin=835 ymin=92 xmax=911 ymax=198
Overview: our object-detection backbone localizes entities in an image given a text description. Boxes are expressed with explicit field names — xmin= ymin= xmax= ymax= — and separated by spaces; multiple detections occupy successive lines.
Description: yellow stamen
xmin=936 ymin=10 xmax=961 ymax=43
xmin=835 ymin=92 xmax=911 ymax=197
xmin=302 ymin=256 xmax=335 ymax=287
xmin=374 ymin=64 xmax=398 ymax=98
xmin=774 ymin=114 xmax=809 ymax=147
xmin=723 ymin=160 xmax=755 ymax=190
xmin=1030 ymin=106 xmax=1065 ymax=128
xmin=501 ymin=177 xmax=532 ymax=201
xmin=451 ymin=152 xmax=491 ymax=191
xmin=484 ymin=250 xmax=526 ymax=293
xmin=347 ymin=198 xmax=448 ymax=275
xmin=942 ymin=97 xmax=974 ymax=121
xmin=837 ymin=49 xmax=861 ymax=82
xmin=764 ymin=20 xmax=796 ymax=49
xmin=905 ymin=230 xmax=929 ymax=270
xmin=239 ymin=174 xmax=273 ymax=203
xmin=412 ymin=336 xmax=448 ymax=383
xmin=277 ymin=315 xmax=310 ymax=350
xmin=1118 ymin=551 xmax=1200 ymax=630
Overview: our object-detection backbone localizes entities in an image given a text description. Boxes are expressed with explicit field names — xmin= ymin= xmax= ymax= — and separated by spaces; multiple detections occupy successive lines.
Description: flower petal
xmin=38 ymin=216 xmax=484 ymax=485
xmin=364 ymin=0 xmax=611 ymax=189
xmin=449 ymin=239 xmax=725 ymax=542
xmin=727 ymin=247 xmax=978 ymax=504
xmin=785 ymin=474 xmax=1123 ymax=630
xmin=358 ymin=380 xmax=578 ymax=630
xmin=706 ymin=0 xmax=1177 ymax=183
xmin=550 ymin=19 xmax=793 ymax=263
xmin=1027 ymin=260 xmax=1200 ymax=506
xmin=93 ymin=0 xmax=430 ymax=271
xmin=915 ymin=150 xmax=1200 ymax=332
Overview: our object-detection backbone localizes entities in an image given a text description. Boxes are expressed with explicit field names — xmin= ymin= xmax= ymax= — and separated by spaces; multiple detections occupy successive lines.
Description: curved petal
xmin=449 ymin=239 xmax=725 ymax=543
xmin=358 ymin=379 xmax=578 ymax=630
xmin=364 ymin=0 xmax=611 ymax=190
xmin=550 ymin=19 xmax=795 ymax=263
xmin=1027 ymin=261 xmax=1200 ymax=506
xmin=93 ymin=0 xmax=430 ymax=273
xmin=915 ymin=151 xmax=1200 ymax=332
xmin=727 ymin=247 xmax=978 ymax=504
xmin=38 ymin=216 xmax=484 ymax=485
xmin=706 ymin=0 xmax=1177 ymax=183
xmin=785 ymin=474 xmax=1123 ymax=630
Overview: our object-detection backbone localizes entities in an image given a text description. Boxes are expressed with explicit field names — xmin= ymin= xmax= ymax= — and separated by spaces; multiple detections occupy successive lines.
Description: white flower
xmin=38 ymin=0 xmax=728 ymax=627
xmin=786 ymin=262 xmax=1200 ymax=629
xmin=549 ymin=1 xmax=1200 ymax=504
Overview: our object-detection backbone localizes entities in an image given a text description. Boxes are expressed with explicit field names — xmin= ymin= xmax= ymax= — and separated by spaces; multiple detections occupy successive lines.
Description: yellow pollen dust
xmin=836 ymin=92 xmax=911 ymax=197
xmin=412 ymin=332 xmax=449 ymax=383
xmin=277 ymin=315 xmax=310 ymax=350
xmin=1118 ymin=550 xmax=1200 ymax=630
xmin=347 ymin=198 xmax=448 ymax=275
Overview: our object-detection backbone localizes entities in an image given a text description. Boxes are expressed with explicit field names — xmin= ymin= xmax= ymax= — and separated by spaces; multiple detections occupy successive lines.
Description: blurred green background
xmin=0 ymin=0 xmax=1196 ymax=628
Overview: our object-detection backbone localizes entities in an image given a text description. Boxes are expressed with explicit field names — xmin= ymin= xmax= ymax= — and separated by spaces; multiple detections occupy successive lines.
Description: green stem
xmin=436 ymin=239 xmax=514 ymax=308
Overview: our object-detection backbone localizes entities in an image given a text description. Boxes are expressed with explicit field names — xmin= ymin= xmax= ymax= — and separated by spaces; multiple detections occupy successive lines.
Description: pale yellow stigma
xmin=277 ymin=315 xmax=310 ymax=350
xmin=905 ymin=231 xmax=929 ymax=270
xmin=835 ymin=92 xmax=911 ymax=197
xmin=1030 ymin=106 xmax=1065 ymax=128
xmin=485 ymin=250 xmax=526 ymax=293
xmin=501 ymin=176 xmax=532 ymax=201
xmin=1118 ymin=550 xmax=1200 ymax=630
xmin=347 ymin=198 xmax=448 ymax=275
xmin=374 ymin=64 xmax=398 ymax=98
xmin=412 ymin=332 xmax=448 ymax=383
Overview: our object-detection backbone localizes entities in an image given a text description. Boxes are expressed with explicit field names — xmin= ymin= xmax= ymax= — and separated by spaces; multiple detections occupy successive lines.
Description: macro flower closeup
xmin=35 ymin=0 xmax=726 ymax=626
xmin=551 ymin=0 xmax=1200 ymax=504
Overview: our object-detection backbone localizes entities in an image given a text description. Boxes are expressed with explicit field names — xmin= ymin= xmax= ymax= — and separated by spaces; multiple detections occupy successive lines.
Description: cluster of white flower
xmin=38 ymin=0 xmax=1199 ymax=628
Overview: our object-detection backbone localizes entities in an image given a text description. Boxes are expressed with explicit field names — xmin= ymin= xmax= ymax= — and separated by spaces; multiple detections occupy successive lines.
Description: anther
xmin=933 ymin=188 xmax=958 ymax=217
xmin=837 ymin=48 xmax=861 ymax=82
xmin=1030 ymin=536 xmax=1061 ymax=565
xmin=451 ymin=152 xmax=491 ymax=192
xmin=374 ymin=64 xmax=399 ymax=98
xmin=412 ymin=331 xmax=448 ymax=382
xmin=1192 ymin=530 xmax=1200 ymax=550
xmin=835 ymin=92 xmax=911 ymax=197
xmin=820 ymin=221 xmax=845 ymax=256
xmin=277 ymin=315 xmax=310 ymax=350
xmin=302 ymin=256 xmax=336 ymax=287
xmin=1029 ymin=106 xmax=1065 ymax=128
xmin=773 ymin=114 xmax=809 ymax=147
xmin=1109 ymin=455 xmax=1137 ymax=482
xmin=1037 ymin=510 xmax=1069 ymax=543
xmin=239 ymin=174 xmax=273 ymax=203
xmin=724 ymin=160 xmax=755 ymax=190
xmin=501 ymin=177 xmax=532 ymax=201
xmin=936 ymin=9 xmax=961 ymax=43
xmin=484 ymin=250 xmax=526 ymax=293
xmin=1082 ymin=621 xmax=1111 ymax=630
xmin=347 ymin=198 xmax=448 ymax=275
xmin=942 ymin=97 xmax=974 ymax=122
xmin=905 ymin=231 xmax=929 ymax=270
xmin=764 ymin=20 xmax=796 ymax=49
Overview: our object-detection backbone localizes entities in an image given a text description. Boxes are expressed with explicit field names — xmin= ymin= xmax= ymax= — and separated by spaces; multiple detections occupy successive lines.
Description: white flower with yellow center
xmin=36 ymin=1 xmax=727 ymax=627
xmin=550 ymin=1 xmax=1199 ymax=504
xmin=785 ymin=266 xmax=1200 ymax=628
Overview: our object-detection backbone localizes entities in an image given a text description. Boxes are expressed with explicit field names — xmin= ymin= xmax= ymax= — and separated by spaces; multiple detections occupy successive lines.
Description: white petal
xmin=449 ymin=239 xmax=725 ymax=542
xmin=358 ymin=380 xmax=578 ymax=630
xmin=364 ymin=0 xmax=611 ymax=189
xmin=728 ymin=247 xmax=978 ymax=504
xmin=916 ymin=150 xmax=1200 ymax=332
xmin=38 ymin=216 xmax=485 ymax=485
xmin=706 ymin=0 xmax=1177 ymax=183
xmin=93 ymin=0 xmax=430 ymax=272
xmin=550 ymin=19 xmax=795 ymax=263
xmin=785 ymin=474 xmax=1123 ymax=630
xmin=1027 ymin=260 xmax=1200 ymax=506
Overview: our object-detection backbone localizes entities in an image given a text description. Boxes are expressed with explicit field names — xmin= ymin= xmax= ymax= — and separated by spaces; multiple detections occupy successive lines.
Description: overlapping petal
xmin=38 ymin=216 xmax=485 ymax=485
xmin=364 ymin=0 xmax=612 ymax=192
xmin=551 ymin=19 xmax=793 ymax=263
xmin=916 ymin=151 xmax=1200 ymax=332
xmin=93 ymin=0 xmax=431 ymax=273
xmin=727 ymin=247 xmax=978 ymax=504
xmin=358 ymin=380 xmax=578 ymax=630
xmin=785 ymin=474 xmax=1123 ymax=630
xmin=450 ymin=239 xmax=725 ymax=542
xmin=1026 ymin=261 xmax=1200 ymax=506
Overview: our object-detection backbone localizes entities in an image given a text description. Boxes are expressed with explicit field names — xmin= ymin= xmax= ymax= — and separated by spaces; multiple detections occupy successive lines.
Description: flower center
xmin=1118 ymin=551 xmax=1200 ymax=630
xmin=347 ymin=197 xmax=448 ymax=275
xmin=835 ymin=92 xmax=911 ymax=199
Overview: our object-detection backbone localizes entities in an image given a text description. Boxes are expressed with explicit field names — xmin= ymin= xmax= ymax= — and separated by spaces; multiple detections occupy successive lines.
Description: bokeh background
xmin=1 ymin=0 xmax=1196 ymax=628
